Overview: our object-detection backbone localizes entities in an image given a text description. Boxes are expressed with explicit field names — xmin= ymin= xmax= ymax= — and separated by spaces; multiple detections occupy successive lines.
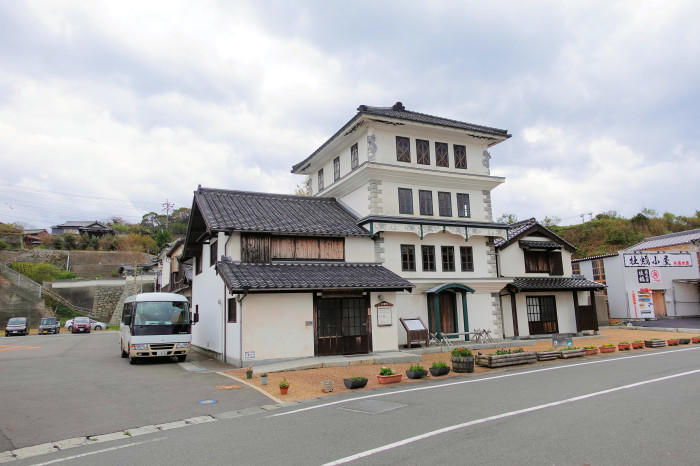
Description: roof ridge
xmin=642 ymin=228 xmax=700 ymax=241
xmin=197 ymin=186 xmax=336 ymax=202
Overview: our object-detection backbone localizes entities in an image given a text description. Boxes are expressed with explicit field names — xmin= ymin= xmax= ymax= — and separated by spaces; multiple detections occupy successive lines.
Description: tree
xmin=294 ymin=178 xmax=311 ymax=196
xmin=541 ymin=216 xmax=561 ymax=227
xmin=62 ymin=234 xmax=78 ymax=250
xmin=155 ymin=229 xmax=172 ymax=250
xmin=496 ymin=213 xmax=518 ymax=224
xmin=641 ymin=207 xmax=658 ymax=218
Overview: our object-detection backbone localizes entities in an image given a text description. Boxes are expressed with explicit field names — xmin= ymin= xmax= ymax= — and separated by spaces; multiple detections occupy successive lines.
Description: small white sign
xmin=403 ymin=319 xmax=426 ymax=331
xmin=244 ymin=351 xmax=256 ymax=360
xmin=377 ymin=307 xmax=392 ymax=326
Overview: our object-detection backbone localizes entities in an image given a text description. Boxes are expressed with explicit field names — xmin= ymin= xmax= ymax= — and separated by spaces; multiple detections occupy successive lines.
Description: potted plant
xmin=343 ymin=376 xmax=368 ymax=389
xmin=476 ymin=348 xmax=536 ymax=368
xmin=429 ymin=361 xmax=450 ymax=377
xmin=618 ymin=341 xmax=631 ymax=351
xmin=260 ymin=373 xmax=268 ymax=385
xmin=536 ymin=348 xmax=561 ymax=360
xmin=406 ymin=364 xmax=428 ymax=379
xmin=667 ymin=338 xmax=680 ymax=346
xmin=559 ymin=346 xmax=586 ymax=359
xmin=692 ymin=336 xmax=700 ymax=344
xmin=279 ymin=377 xmax=289 ymax=395
xmin=245 ymin=366 xmax=253 ymax=379
xmin=631 ymin=340 xmax=644 ymax=349
xmin=451 ymin=347 xmax=475 ymax=373
xmin=320 ymin=379 xmax=334 ymax=393
xmin=377 ymin=367 xmax=402 ymax=384
xmin=599 ymin=343 xmax=616 ymax=353
xmin=583 ymin=345 xmax=598 ymax=356
xmin=678 ymin=337 xmax=691 ymax=345
xmin=645 ymin=338 xmax=666 ymax=348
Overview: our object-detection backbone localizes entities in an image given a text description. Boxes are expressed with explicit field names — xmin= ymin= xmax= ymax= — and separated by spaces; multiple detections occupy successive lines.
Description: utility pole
xmin=162 ymin=199 xmax=175 ymax=231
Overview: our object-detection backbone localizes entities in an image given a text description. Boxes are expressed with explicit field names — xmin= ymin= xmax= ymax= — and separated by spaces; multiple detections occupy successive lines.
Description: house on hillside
xmin=495 ymin=218 xmax=605 ymax=337
xmin=22 ymin=228 xmax=48 ymax=247
xmin=51 ymin=221 xmax=114 ymax=236
xmin=573 ymin=229 xmax=700 ymax=320
xmin=157 ymin=239 xmax=192 ymax=299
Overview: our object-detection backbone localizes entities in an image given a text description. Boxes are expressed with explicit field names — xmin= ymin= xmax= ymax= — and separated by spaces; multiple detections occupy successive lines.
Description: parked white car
xmin=65 ymin=318 xmax=107 ymax=331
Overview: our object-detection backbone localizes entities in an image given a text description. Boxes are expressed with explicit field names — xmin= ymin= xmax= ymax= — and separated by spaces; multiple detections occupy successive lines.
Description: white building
xmin=573 ymin=229 xmax=700 ymax=320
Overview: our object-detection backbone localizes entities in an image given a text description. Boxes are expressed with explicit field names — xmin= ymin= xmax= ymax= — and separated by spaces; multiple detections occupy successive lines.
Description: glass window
xmin=438 ymin=192 xmax=452 ymax=216
xmin=210 ymin=240 xmax=217 ymax=267
xmin=592 ymin=259 xmax=607 ymax=295
xmin=333 ymin=156 xmax=340 ymax=181
xmin=416 ymin=139 xmax=430 ymax=165
xmin=317 ymin=168 xmax=324 ymax=191
xmin=454 ymin=144 xmax=467 ymax=169
xmin=441 ymin=246 xmax=455 ymax=272
xmin=398 ymin=188 xmax=413 ymax=214
xmin=350 ymin=143 xmax=358 ymax=170
xmin=435 ymin=142 xmax=449 ymax=167
xmin=457 ymin=193 xmax=470 ymax=218
xmin=227 ymin=298 xmax=237 ymax=323
xmin=419 ymin=190 xmax=433 ymax=216
xmin=572 ymin=262 xmax=581 ymax=275
xmin=396 ymin=136 xmax=411 ymax=162
xmin=422 ymin=245 xmax=436 ymax=271
xmin=400 ymin=244 xmax=416 ymax=271
xmin=134 ymin=301 xmax=190 ymax=325
xmin=460 ymin=246 xmax=474 ymax=271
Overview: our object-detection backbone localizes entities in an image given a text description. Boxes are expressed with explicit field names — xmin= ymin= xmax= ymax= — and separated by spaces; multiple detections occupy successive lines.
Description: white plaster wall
xmin=395 ymin=292 xmax=428 ymax=346
xmin=224 ymin=289 xmax=241 ymax=365
xmin=381 ymin=180 xmax=486 ymax=221
xmin=371 ymin=125 xmax=490 ymax=176
xmin=498 ymin=241 xmax=573 ymax=277
xmin=161 ymin=255 xmax=172 ymax=289
xmin=382 ymin=231 xmax=490 ymax=279
xmin=370 ymin=291 xmax=399 ymax=351
xmin=340 ymin=184 xmax=370 ymax=217
xmin=310 ymin=132 xmax=367 ymax=195
xmin=191 ymin=240 xmax=225 ymax=354
xmin=345 ymin=236 xmax=376 ymax=262
xmin=466 ymin=292 xmax=498 ymax=334
xmin=223 ymin=232 xmax=241 ymax=261
xmin=241 ymin=293 xmax=314 ymax=362
xmin=500 ymin=294 xmax=514 ymax=337
xmin=511 ymin=292 xmax=577 ymax=337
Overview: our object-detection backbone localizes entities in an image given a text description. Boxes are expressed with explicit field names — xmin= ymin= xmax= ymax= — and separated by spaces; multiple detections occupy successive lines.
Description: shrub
xmin=349 ymin=376 xmax=367 ymax=382
xmin=602 ymin=343 xmax=615 ymax=347
xmin=632 ymin=340 xmax=643 ymax=343
xmin=495 ymin=348 xmax=525 ymax=355
xmin=451 ymin=347 xmax=472 ymax=357
xmin=561 ymin=346 xmax=579 ymax=351
xmin=379 ymin=367 xmax=395 ymax=376
xmin=408 ymin=364 xmax=425 ymax=372
xmin=431 ymin=361 xmax=448 ymax=369
xmin=619 ymin=341 xmax=629 ymax=345
xmin=0 ymin=240 xmax=10 ymax=250
xmin=583 ymin=345 xmax=597 ymax=349
xmin=10 ymin=262 xmax=77 ymax=283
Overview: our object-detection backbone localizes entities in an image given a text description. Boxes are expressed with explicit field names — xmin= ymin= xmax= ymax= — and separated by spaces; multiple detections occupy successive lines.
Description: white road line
xmin=29 ymin=437 xmax=166 ymax=466
xmin=271 ymin=346 xmax=699 ymax=418
xmin=322 ymin=368 xmax=700 ymax=465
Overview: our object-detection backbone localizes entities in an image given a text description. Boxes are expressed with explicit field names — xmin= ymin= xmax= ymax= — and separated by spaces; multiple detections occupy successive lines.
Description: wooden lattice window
xmin=419 ymin=190 xmax=433 ymax=216
xmin=398 ymin=188 xmax=413 ymax=214
xmin=333 ymin=156 xmax=340 ymax=182
xmin=396 ymin=136 xmax=411 ymax=162
xmin=435 ymin=142 xmax=449 ymax=167
xmin=526 ymin=296 xmax=558 ymax=334
xmin=441 ymin=246 xmax=455 ymax=272
xmin=438 ymin=192 xmax=452 ymax=216
xmin=350 ymin=143 xmax=358 ymax=170
xmin=460 ymin=246 xmax=474 ymax=271
xmin=416 ymin=139 xmax=430 ymax=165
xmin=457 ymin=193 xmax=470 ymax=218
xmin=454 ymin=144 xmax=467 ymax=169
xmin=422 ymin=245 xmax=436 ymax=271
xmin=400 ymin=244 xmax=416 ymax=271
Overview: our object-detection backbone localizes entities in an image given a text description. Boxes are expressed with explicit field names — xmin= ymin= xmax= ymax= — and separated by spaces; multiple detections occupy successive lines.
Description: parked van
xmin=119 ymin=293 xmax=194 ymax=364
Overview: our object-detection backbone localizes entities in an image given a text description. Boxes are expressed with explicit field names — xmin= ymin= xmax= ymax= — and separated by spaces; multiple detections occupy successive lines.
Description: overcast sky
xmin=1 ymin=0 xmax=698 ymax=228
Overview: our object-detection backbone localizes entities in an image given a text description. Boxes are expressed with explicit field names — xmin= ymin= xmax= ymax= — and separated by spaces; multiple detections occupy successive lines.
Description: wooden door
xmin=316 ymin=297 xmax=370 ymax=356
xmin=652 ymin=290 xmax=666 ymax=317
xmin=428 ymin=292 xmax=457 ymax=335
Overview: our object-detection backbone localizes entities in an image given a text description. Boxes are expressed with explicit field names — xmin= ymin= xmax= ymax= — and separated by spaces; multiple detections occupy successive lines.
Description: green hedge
xmin=9 ymin=262 xmax=77 ymax=283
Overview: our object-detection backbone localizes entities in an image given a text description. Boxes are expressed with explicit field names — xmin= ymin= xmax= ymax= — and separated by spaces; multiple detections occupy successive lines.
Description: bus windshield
xmin=134 ymin=302 xmax=189 ymax=325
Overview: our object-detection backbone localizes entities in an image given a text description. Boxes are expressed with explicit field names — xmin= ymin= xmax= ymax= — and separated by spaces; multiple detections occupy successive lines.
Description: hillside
xmin=549 ymin=211 xmax=700 ymax=259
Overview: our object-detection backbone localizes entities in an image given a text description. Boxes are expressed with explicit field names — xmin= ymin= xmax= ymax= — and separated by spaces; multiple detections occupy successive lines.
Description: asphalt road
xmin=8 ymin=344 xmax=699 ymax=465
xmin=0 ymin=332 xmax=269 ymax=451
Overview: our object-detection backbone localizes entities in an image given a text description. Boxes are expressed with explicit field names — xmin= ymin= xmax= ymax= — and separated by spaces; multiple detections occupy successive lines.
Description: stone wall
xmin=0 ymin=274 xmax=48 ymax=327
xmin=0 ymin=250 xmax=154 ymax=279
xmin=91 ymin=286 xmax=124 ymax=322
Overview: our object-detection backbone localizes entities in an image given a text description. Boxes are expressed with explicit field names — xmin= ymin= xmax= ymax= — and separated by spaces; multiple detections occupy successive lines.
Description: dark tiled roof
xmin=571 ymin=253 xmax=619 ymax=263
xmin=292 ymin=102 xmax=510 ymax=172
xmin=508 ymin=277 xmax=606 ymax=292
xmin=519 ymin=240 xmax=562 ymax=249
xmin=194 ymin=188 xmax=368 ymax=236
xmin=495 ymin=218 xmax=576 ymax=251
xmin=216 ymin=261 xmax=414 ymax=292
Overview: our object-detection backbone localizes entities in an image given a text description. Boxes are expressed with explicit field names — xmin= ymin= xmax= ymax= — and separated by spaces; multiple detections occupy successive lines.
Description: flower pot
xmin=451 ymin=356 xmax=475 ymax=373
xmin=618 ymin=344 xmax=631 ymax=351
xmin=599 ymin=346 xmax=616 ymax=353
xmin=260 ymin=376 xmax=268 ymax=386
xmin=631 ymin=342 xmax=644 ymax=349
xmin=692 ymin=337 xmax=700 ymax=344
xmin=279 ymin=386 xmax=289 ymax=395
xmin=343 ymin=378 xmax=368 ymax=389
xmin=678 ymin=338 xmax=691 ymax=345
xmin=246 ymin=371 xmax=253 ymax=379
xmin=429 ymin=366 xmax=450 ymax=377
xmin=584 ymin=348 xmax=598 ymax=356
xmin=377 ymin=374 xmax=403 ymax=384
xmin=405 ymin=369 xmax=429 ymax=379
xmin=667 ymin=339 xmax=679 ymax=346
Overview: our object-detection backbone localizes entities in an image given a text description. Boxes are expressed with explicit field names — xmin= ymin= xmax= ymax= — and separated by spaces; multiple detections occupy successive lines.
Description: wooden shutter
xmin=295 ymin=238 xmax=320 ymax=260
xmin=319 ymin=238 xmax=344 ymax=260
xmin=241 ymin=234 xmax=271 ymax=263
xmin=549 ymin=251 xmax=564 ymax=276
xmin=270 ymin=237 xmax=296 ymax=260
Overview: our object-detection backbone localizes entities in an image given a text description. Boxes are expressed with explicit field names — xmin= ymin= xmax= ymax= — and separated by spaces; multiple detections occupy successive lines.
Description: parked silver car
xmin=5 ymin=317 xmax=29 ymax=336
xmin=65 ymin=318 xmax=107 ymax=332
xmin=39 ymin=317 xmax=60 ymax=334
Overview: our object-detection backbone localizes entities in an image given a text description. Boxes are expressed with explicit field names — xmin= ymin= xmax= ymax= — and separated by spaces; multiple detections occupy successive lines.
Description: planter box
xmin=536 ymin=350 xmax=561 ymax=361
xmin=559 ymin=349 xmax=586 ymax=359
xmin=599 ymin=346 xmax=616 ymax=353
xmin=645 ymin=339 xmax=666 ymax=348
xmin=631 ymin=342 xmax=644 ymax=349
xmin=584 ymin=348 xmax=598 ymax=356
xmin=429 ymin=366 xmax=450 ymax=377
xmin=678 ymin=338 xmax=691 ymax=345
xmin=618 ymin=344 xmax=631 ymax=351
xmin=692 ymin=337 xmax=700 ymax=344
xmin=377 ymin=374 xmax=403 ymax=384
xmin=343 ymin=378 xmax=368 ymax=389
xmin=405 ymin=370 xmax=428 ymax=379
xmin=667 ymin=339 xmax=679 ymax=346
xmin=451 ymin=356 xmax=475 ymax=373
xmin=476 ymin=352 xmax=536 ymax=368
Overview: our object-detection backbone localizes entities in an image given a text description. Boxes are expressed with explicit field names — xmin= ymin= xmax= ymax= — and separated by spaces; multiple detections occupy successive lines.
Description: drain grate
xmin=338 ymin=399 xmax=407 ymax=415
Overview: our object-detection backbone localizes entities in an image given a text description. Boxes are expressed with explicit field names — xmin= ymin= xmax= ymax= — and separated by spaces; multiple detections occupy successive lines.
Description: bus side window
xmin=122 ymin=303 xmax=133 ymax=325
